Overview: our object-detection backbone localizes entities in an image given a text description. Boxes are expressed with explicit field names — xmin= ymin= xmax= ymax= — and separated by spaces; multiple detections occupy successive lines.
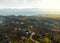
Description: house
xmin=0 ymin=16 xmax=7 ymax=25
xmin=22 ymin=30 xmax=32 ymax=37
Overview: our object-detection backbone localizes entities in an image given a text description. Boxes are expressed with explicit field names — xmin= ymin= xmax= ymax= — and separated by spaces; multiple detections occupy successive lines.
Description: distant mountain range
xmin=0 ymin=9 xmax=60 ymax=16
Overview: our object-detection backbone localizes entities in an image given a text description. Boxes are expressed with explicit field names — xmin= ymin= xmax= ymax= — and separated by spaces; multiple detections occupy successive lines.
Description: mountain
xmin=0 ymin=9 xmax=60 ymax=17
xmin=0 ymin=9 xmax=41 ymax=16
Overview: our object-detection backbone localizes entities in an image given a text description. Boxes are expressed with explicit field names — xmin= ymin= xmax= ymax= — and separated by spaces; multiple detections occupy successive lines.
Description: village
xmin=0 ymin=15 xmax=60 ymax=43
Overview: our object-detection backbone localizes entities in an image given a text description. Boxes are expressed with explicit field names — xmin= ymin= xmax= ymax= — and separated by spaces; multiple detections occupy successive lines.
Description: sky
xmin=0 ymin=0 xmax=60 ymax=14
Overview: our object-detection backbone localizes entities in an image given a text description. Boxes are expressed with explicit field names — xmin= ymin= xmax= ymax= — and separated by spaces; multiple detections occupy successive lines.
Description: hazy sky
xmin=0 ymin=0 xmax=60 ymax=9
xmin=0 ymin=0 xmax=60 ymax=14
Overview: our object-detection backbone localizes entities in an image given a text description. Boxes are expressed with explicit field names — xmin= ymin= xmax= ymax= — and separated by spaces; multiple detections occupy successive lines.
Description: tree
xmin=40 ymin=37 xmax=51 ymax=43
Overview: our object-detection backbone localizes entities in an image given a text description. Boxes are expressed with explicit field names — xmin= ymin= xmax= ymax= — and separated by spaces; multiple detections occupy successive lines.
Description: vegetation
xmin=0 ymin=15 xmax=60 ymax=43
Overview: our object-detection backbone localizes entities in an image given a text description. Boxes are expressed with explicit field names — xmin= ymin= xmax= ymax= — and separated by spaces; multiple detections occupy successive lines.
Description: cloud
xmin=0 ymin=0 xmax=23 ymax=8
xmin=0 ymin=0 xmax=60 ymax=10
xmin=0 ymin=0 xmax=40 ymax=8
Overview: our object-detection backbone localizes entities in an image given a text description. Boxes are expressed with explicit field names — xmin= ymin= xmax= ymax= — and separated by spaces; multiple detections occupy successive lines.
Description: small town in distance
xmin=0 ymin=15 xmax=60 ymax=43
